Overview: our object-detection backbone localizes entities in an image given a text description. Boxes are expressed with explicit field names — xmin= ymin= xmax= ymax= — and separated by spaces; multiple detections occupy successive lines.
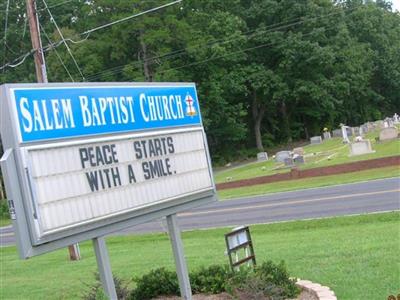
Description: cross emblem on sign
xmin=185 ymin=94 xmax=197 ymax=117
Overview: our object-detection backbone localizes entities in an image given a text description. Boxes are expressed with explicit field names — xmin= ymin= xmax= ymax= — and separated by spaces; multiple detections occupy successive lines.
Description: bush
xmin=128 ymin=261 xmax=299 ymax=299
xmin=83 ymin=273 xmax=130 ymax=300
xmin=84 ymin=261 xmax=300 ymax=299
xmin=228 ymin=273 xmax=286 ymax=300
xmin=129 ymin=268 xmax=179 ymax=300
xmin=190 ymin=265 xmax=232 ymax=294
xmin=0 ymin=199 xmax=9 ymax=219
xmin=254 ymin=261 xmax=300 ymax=298
xmin=226 ymin=261 xmax=299 ymax=299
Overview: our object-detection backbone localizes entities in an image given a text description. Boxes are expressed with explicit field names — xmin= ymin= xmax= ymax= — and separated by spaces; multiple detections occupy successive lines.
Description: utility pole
xmin=26 ymin=0 xmax=48 ymax=83
xmin=26 ymin=0 xmax=80 ymax=261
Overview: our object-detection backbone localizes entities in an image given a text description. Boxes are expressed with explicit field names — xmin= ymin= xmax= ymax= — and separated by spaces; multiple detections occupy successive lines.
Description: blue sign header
xmin=12 ymin=85 xmax=202 ymax=142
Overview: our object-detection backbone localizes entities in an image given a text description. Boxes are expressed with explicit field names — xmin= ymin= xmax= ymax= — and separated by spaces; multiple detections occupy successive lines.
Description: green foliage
xmin=190 ymin=265 xmax=232 ymax=294
xmin=127 ymin=262 xmax=299 ymax=300
xmin=1 ymin=0 xmax=399 ymax=158
xmin=255 ymin=261 xmax=299 ymax=298
xmin=83 ymin=273 xmax=130 ymax=300
xmin=228 ymin=273 xmax=287 ymax=300
xmin=129 ymin=268 xmax=179 ymax=300
xmin=0 ymin=200 xmax=9 ymax=219
xmin=226 ymin=261 xmax=299 ymax=299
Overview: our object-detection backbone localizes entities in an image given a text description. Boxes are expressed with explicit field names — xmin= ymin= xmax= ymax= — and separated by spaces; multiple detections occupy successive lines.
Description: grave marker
xmin=310 ymin=136 xmax=322 ymax=144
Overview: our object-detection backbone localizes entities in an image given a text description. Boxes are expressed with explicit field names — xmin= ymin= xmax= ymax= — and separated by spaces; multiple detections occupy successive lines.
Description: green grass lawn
xmin=0 ymin=217 xmax=10 ymax=227
xmin=215 ymin=129 xmax=400 ymax=184
xmin=218 ymin=165 xmax=400 ymax=199
xmin=1 ymin=212 xmax=399 ymax=300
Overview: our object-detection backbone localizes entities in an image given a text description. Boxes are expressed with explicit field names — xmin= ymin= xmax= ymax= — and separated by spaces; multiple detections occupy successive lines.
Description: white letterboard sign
xmin=0 ymin=83 xmax=216 ymax=257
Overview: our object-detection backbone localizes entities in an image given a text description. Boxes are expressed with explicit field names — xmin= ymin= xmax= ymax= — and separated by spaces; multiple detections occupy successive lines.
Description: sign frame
xmin=0 ymin=82 xmax=217 ymax=259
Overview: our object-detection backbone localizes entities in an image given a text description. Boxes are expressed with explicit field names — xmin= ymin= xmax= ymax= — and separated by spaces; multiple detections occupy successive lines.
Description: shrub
xmin=255 ymin=260 xmax=299 ymax=298
xmin=83 ymin=273 xmax=130 ymax=300
xmin=229 ymin=274 xmax=286 ymax=300
xmin=0 ymin=199 xmax=9 ymax=219
xmin=190 ymin=265 xmax=232 ymax=294
xmin=84 ymin=260 xmax=299 ymax=299
xmin=129 ymin=268 xmax=179 ymax=300
xmin=225 ymin=261 xmax=299 ymax=299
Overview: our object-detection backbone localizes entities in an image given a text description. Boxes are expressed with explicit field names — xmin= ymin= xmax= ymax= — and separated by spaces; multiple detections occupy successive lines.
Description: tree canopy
xmin=1 ymin=0 xmax=399 ymax=162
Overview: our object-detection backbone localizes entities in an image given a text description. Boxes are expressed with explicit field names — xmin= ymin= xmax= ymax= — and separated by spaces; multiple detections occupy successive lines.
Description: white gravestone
xmin=375 ymin=120 xmax=385 ymax=128
xmin=257 ymin=152 xmax=268 ymax=161
xmin=310 ymin=136 xmax=322 ymax=144
xmin=353 ymin=127 xmax=360 ymax=136
xmin=332 ymin=129 xmax=342 ymax=137
xmin=275 ymin=151 xmax=291 ymax=163
xmin=341 ymin=125 xmax=350 ymax=143
xmin=323 ymin=132 xmax=331 ymax=140
xmin=379 ymin=127 xmax=398 ymax=141
xmin=349 ymin=140 xmax=374 ymax=156
xmin=393 ymin=113 xmax=399 ymax=124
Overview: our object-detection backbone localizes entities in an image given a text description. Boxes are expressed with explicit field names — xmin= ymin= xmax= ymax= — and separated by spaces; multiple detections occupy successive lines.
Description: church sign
xmin=0 ymin=83 xmax=216 ymax=258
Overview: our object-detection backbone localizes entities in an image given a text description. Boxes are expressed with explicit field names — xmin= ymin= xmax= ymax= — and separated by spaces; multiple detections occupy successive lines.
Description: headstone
xmin=341 ymin=125 xmax=350 ymax=143
xmin=353 ymin=127 xmax=360 ymax=136
xmin=323 ymin=132 xmax=331 ymax=140
xmin=293 ymin=155 xmax=305 ymax=164
xmin=347 ymin=127 xmax=354 ymax=137
xmin=375 ymin=120 xmax=384 ymax=129
xmin=349 ymin=140 xmax=374 ymax=156
xmin=332 ymin=129 xmax=342 ymax=137
xmin=275 ymin=151 xmax=291 ymax=163
xmin=293 ymin=147 xmax=304 ymax=156
xmin=393 ymin=113 xmax=399 ymax=124
xmin=310 ymin=136 xmax=322 ymax=144
xmin=379 ymin=127 xmax=398 ymax=141
xmin=385 ymin=117 xmax=394 ymax=127
xmin=257 ymin=152 xmax=268 ymax=161
xmin=361 ymin=125 xmax=368 ymax=134
xmin=284 ymin=157 xmax=294 ymax=166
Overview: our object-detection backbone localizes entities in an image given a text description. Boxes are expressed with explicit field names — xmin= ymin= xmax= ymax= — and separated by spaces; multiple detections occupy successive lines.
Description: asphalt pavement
xmin=1 ymin=177 xmax=399 ymax=247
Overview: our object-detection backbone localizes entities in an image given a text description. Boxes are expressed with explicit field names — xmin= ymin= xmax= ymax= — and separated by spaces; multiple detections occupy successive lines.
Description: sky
xmin=392 ymin=0 xmax=400 ymax=11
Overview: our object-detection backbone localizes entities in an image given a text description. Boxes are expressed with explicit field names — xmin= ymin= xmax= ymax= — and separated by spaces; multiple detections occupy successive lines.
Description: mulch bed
xmin=152 ymin=287 xmax=318 ymax=300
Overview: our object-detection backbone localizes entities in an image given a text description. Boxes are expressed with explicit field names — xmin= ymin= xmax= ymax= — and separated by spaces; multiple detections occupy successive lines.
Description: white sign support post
xmin=93 ymin=237 xmax=117 ymax=300
xmin=166 ymin=214 xmax=192 ymax=300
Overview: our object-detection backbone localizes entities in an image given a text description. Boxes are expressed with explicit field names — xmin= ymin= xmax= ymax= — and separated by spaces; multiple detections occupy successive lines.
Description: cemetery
xmin=215 ymin=120 xmax=399 ymax=185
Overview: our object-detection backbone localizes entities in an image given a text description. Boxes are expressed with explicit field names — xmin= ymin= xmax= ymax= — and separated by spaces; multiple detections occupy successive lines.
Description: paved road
xmin=1 ymin=177 xmax=399 ymax=246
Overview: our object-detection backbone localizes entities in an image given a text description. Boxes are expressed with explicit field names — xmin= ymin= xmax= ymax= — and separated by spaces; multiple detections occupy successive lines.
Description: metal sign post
xmin=93 ymin=237 xmax=117 ymax=300
xmin=166 ymin=214 xmax=192 ymax=300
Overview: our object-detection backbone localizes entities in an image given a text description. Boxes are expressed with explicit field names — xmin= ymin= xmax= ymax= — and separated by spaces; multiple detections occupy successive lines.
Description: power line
xmin=0 ymin=0 xmax=184 ymax=71
xmin=38 ymin=0 xmax=74 ymax=12
xmin=80 ymin=0 xmax=183 ymax=36
xmin=42 ymin=0 xmax=85 ymax=80
xmin=0 ymin=0 xmax=73 ymax=13
xmin=40 ymin=23 xmax=75 ymax=82
xmin=0 ymin=50 xmax=34 ymax=70
xmin=155 ymin=25 xmax=340 ymax=76
xmin=85 ymin=7 xmax=351 ymax=81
